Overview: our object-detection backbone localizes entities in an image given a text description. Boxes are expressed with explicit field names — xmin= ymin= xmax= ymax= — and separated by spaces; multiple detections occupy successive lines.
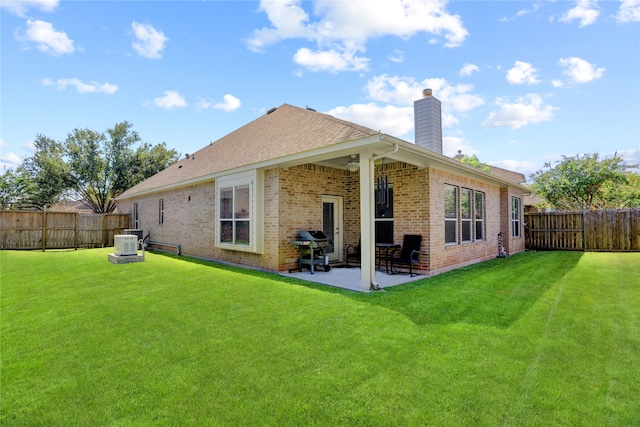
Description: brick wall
xmin=500 ymin=187 xmax=526 ymax=255
xmin=118 ymin=160 xmax=524 ymax=275
xmin=427 ymin=168 xmax=524 ymax=275
xmin=277 ymin=164 xmax=349 ymax=271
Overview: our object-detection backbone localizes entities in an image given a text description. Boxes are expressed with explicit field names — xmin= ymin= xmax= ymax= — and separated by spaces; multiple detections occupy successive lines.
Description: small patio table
xmin=375 ymin=243 xmax=401 ymax=274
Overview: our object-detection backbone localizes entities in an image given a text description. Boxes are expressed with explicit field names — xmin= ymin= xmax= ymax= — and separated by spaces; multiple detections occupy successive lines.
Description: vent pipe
xmin=414 ymin=88 xmax=442 ymax=154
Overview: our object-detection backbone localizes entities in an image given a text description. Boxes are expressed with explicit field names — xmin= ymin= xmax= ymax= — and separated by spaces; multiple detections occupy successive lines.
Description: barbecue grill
xmin=292 ymin=230 xmax=331 ymax=274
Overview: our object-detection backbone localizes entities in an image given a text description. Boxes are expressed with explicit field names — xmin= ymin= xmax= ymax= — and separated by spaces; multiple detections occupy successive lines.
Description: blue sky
xmin=1 ymin=0 xmax=639 ymax=179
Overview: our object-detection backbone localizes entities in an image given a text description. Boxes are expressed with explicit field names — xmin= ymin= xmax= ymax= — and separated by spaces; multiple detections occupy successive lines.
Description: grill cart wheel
xmin=324 ymin=265 xmax=331 ymax=272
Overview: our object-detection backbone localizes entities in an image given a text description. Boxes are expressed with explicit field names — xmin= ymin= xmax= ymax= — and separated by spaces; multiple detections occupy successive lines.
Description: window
xmin=216 ymin=170 xmax=263 ymax=253
xmin=475 ymin=192 xmax=485 ymax=241
xmin=375 ymin=187 xmax=393 ymax=243
xmin=220 ymin=185 xmax=250 ymax=246
xmin=512 ymin=197 xmax=521 ymax=237
xmin=133 ymin=203 xmax=139 ymax=229
xmin=444 ymin=184 xmax=458 ymax=244
xmin=158 ymin=199 xmax=164 ymax=224
xmin=461 ymin=188 xmax=472 ymax=242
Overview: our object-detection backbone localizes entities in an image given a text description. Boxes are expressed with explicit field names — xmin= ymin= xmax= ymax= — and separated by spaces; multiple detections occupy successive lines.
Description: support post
xmin=359 ymin=149 xmax=376 ymax=291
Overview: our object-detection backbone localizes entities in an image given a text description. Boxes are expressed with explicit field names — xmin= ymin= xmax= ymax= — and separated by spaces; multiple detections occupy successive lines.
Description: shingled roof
xmin=118 ymin=104 xmax=379 ymax=198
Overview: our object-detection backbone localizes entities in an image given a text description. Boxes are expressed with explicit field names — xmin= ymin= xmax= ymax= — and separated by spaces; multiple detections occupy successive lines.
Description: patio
xmin=280 ymin=265 xmax=426 ymax=292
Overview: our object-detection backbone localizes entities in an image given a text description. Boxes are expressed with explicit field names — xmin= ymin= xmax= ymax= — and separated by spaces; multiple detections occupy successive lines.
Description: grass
xmin=1 ymin=248 xmax=639 ymax=426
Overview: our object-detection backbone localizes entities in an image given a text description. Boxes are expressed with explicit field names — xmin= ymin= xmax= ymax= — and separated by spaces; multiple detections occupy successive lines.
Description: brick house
xmin=116 ymin=90 xmax=530 ymax=291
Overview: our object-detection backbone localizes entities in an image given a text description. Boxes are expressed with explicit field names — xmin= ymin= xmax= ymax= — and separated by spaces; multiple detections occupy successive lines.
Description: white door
xmin=322 ymin=195 xmax=343 ymax=262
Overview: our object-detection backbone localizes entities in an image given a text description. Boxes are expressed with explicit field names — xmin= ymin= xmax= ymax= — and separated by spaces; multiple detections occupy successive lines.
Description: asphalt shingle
xmin=118 ymin=104 xmax=379 ymax=198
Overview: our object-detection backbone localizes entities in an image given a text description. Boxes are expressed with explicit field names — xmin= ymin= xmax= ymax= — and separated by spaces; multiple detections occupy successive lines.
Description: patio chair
xmin=345 ymin=237 xmax=361 ymax=267
xmin=390 ymin=234 xmax=422 ymax=277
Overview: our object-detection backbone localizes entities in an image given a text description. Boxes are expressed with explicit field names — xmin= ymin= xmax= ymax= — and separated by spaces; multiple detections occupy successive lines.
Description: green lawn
xmin=1 ymin=249 xmax=639 ymax=426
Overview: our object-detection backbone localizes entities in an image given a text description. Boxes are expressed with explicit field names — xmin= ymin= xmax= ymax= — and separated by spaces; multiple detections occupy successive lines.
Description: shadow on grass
xmin=149 ymin=250 xmax=583 ymax=328
xmin=359 ymin=251 xmax=583 ymax=328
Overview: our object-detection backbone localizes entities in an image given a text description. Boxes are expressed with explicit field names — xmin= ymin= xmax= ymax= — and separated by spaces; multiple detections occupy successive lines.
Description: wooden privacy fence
xmin=0 ymin=211 xmax=130 ymax=250
xmin=525 ymin=209 xmax=640 ymax=252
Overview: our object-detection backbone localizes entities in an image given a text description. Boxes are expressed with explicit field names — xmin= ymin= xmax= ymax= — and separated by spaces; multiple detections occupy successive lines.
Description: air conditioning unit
xmin=124 ymin=229 xmax=143 ymax=240
xmin=114 ymin=235 xmax=138 ymax=256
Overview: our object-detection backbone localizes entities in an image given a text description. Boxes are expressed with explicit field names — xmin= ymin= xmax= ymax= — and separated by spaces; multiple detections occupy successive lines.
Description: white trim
xmin=215 ymin=170 xmax=264 ymax=253
xmin=322 ymin=195 xmax=343 ymax=262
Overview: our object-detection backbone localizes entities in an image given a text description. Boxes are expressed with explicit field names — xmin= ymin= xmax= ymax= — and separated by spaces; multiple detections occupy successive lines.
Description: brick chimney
xmin=414 ymin=89 xmax=443 ymax=154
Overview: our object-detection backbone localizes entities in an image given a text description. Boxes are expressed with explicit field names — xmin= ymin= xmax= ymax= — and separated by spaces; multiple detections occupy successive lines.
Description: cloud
xmin=617 ymin=148 xmax=640 ymax=167
xmin=365 ymin=74 xmax=484 ymax=115
xmin=517 ymin=2 xmax=541 ymax=17
xmin=325 ymin=74 xmax=486 ymax=139
xmin=482 ymin=94 xmax=557 ymax=129
xmin=558 ymin=57 xmax=605 ymax=83
xmin=617 ymin=0 xmax=640 ymax=22
xmin=247 ymin=0 xmax=468 ymax=72
xmin=459 ymin=63 xmax=479 ymax=77
xmin=24 ymin=140 xmax=36 ymax=152
xmin=326 ymin=103 xmax=414 ymax=137
xmin=131 ymin=22 xmax=168 ymax=59
xmin=0 ymin=152 xmax=21 ymax=167
xmin=151 ymin=91 xmax=187 ymax=109
xmin=389 ymin=50 xmax=404 ymax=63
xmin=506 ymin=61 xmax=541 ymax=85
xmin=489 ymin=159 xmax=541 ymax=179
xmin=293 ymin=47 xmax=369 ymax=72
xmin=559 ymin=0 xmax=600 ymax=27
xmin=197 ymin=94 xmax=242 ymax=112
xmin=42 ymin=78 xmax=118 ymax=94
xmin=443 ymin=134 xmax=480 ymax=158
xmin=1 ymin=0 xmax=59 ymax=17
xmin=17 ymin=19 xmax=74 ymax=56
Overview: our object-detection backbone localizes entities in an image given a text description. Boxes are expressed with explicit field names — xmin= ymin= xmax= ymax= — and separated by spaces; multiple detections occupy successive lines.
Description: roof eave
xmin=116 ymin=133 xmax=531 ymax=200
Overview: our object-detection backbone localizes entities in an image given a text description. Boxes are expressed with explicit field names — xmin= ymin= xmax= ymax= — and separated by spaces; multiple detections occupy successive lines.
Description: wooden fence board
xmin=526 ymin=209 xmax=639 ymax=252
xmin=0 ymin=211 xmax=130 ymax=250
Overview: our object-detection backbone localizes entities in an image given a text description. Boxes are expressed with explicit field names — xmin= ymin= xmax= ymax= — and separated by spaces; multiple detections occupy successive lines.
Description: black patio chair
xmin=390 ymin=234 xmax=422 ymax=277
xmin=345 ymin=237 xmax=361 ymax=267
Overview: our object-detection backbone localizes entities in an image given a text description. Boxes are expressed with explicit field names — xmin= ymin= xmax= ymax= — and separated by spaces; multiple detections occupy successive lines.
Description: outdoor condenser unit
xmin=124 ymin=229 xmax=143 ymax=240
xmin=114 ymin=235 xmax=138 ymax=256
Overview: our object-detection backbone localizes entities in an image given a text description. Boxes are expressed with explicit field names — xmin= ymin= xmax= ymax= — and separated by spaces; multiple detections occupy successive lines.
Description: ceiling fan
xmin=346 ymin=154 xmax=359 ymax=172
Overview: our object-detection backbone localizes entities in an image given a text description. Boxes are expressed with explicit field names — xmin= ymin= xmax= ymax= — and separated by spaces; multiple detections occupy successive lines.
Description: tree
xmin=130 ymin=142 xmax=180 ymax=186
xmin=0 ymin=167 xmax=38 ymax=210
xmin=20 ymin=134 xmax=71 ymax=210
xmin=12 ymin=122 xmax=180 ymax=212
xmin=65 ymin=121 xmax=179 ymax=213
xmin=600 ymin=171 xmax=640 ymax=208
xmin=459 ymin=154 xmax=490 ymax=172
xmin=530 ymin=153 xmax=638 ymax=210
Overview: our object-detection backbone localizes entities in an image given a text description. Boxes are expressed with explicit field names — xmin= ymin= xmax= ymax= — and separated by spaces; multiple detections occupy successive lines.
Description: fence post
xmin=42 ymin=211 xmax=46 ymax=251
xmin=102 ymin=214 xmax=107 ymax=248
xmin=74 ymin=212 xmax=78 ymax=250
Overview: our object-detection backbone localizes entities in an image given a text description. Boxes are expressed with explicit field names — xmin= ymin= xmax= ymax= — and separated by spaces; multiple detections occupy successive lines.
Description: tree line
xmin=530 ymin=153 xmax=640 ymax=210
xmin=456 ymin=152 xmax=639 ymax=210
xmin=3 ymin=125 xmax=638 ymax=213
xmin=1 ymin=121 xmax=180 ymax=213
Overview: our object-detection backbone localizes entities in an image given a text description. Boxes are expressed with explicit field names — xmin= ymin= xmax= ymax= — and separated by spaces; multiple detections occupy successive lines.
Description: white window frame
xmin=512 ymin=196 xmax=521 ymax=238
xmin=215 ymin=170 xmax=264 ymax=253
xmin=444 ymin=184 xmax=458 ymax=245
xmin=461 ymin=188 xmax=472 ymax=243
xmin=159 ymin=199 xmax=164 ymax=224
xmin=475 ymin=191 xmax=485 ymax=241
xmin=133 ymin=203 xmax=139 ymax=229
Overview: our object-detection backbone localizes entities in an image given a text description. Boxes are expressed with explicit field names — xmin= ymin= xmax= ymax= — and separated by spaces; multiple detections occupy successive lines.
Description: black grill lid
xmin=298 ymin=230 xmax=328 ymax=241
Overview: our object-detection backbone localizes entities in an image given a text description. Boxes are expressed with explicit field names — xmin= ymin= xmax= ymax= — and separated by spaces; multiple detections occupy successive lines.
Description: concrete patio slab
xmin=280 ymin=265 xmax=426 ymax=292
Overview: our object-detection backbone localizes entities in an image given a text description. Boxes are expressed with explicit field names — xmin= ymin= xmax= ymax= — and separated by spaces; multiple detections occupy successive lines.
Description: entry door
xmin=322 ymin=195 xmax=343 ymax=262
